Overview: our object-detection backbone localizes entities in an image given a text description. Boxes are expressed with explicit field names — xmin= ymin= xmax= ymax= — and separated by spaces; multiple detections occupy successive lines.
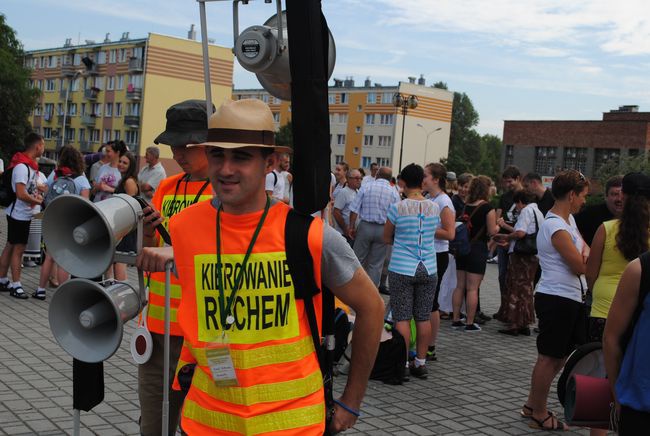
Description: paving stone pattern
xmin=0 ymin=210 xmax=597 ymax=435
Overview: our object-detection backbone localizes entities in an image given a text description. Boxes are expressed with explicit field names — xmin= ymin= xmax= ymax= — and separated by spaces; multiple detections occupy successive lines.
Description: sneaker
xmin=409 ymin=363 xmax=428 ymax=379
xmin=426 ymin=346 xmax=437 ymax=361
xmin=451 ymin=321 xmax=464 ymax=329
xmin=464 ymin=323 xmax=482 ymax=332
xmin=487 ymin=256 xmax=498 ymax=264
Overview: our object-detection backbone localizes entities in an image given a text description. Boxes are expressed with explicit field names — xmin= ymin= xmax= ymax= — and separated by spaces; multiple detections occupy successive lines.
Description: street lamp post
xmin=393 ymin=92 xmax=418 ymax=172
xmin=417 ymin=123 xmax=442 ymax=164
xmin=60 ymin=70 xmax=84 ymax=149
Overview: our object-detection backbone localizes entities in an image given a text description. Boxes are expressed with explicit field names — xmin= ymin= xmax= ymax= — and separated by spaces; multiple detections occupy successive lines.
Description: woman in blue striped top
xmin=383 ymin=163 xmax=441 ymax=379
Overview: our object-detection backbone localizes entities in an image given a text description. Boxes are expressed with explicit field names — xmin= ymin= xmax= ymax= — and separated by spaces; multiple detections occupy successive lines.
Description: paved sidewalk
xmin=0 ymin=210 xmax=594 ymax=435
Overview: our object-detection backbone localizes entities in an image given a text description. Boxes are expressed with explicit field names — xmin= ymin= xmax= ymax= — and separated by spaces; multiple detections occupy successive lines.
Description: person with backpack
xmin=0 ymin=133 xmax=45 ymax=299
xmin=451 ymin=175 xmax=498 ymax=332
xmin=136 ymin=99 xmax=384 ymax=435
xmin=35 ymin=146 xmax=91 ymax=300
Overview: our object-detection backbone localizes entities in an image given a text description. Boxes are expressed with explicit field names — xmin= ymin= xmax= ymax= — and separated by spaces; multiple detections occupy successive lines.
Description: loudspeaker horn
xmin=43 ymin=194 xmax=142 ymax=279
xmin=49 ymin=278 xmax=143 ymax=363
xmin=233 ymin=10 xmax=336 ymax=100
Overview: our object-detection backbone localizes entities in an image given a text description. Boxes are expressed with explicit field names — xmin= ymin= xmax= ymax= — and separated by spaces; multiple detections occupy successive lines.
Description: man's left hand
xmin=330 ymin=402 xmax=358 ymax=433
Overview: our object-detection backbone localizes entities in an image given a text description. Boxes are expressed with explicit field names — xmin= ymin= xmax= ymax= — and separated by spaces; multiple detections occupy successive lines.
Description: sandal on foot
xmin=520 ymin=405 xmax=554 ymax=418
xmin=9 ymin=286 xmax=28 ymax=300
xmin=528 ymin=413 xmax=567 ymax=431
xmin=32 ymin=289 xmax=46 ymax=300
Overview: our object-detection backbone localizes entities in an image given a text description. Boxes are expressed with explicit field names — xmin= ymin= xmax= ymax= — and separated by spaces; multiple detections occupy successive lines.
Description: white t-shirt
xmin=94 ymin=164 xmax=121 ymax=202
xmin=332 ymin=186 xmax=357 ymax=234
xmin=430 ymin=191 xmax=455 ymax=253
xmin=509 ymin=203 xmax=544 ymax=253
xmin=7 ymin=163 xmax=40 ymax=221
xmin=264 ymin=169 xmax=285 ymax=201
xmin=280 ymin=170 xmax=291 ymax=201
xmin=535 ymin=212 xmax=587 ymax=302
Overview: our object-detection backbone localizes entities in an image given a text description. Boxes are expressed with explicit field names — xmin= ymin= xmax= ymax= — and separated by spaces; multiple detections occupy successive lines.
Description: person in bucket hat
xmin=138 ymin=98 xmax=384 ymax=435
xmin=137 ymin=99 xmax=214 ymax=436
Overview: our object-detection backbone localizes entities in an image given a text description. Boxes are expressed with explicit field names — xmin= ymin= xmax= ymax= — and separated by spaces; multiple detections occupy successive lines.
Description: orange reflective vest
xmin=147 ymin=173 xmax=212 ymax=336
xmin=169 ymin=200 xmax=325 ymax=435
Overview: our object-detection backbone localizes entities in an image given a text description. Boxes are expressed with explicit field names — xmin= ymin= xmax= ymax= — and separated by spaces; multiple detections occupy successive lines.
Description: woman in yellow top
xmin=587 ymin=172 xmax=650 ymax=343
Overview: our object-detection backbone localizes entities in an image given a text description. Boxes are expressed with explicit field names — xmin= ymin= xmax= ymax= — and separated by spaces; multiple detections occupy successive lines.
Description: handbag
xmin=513 ymin=209 xmax=539 ymax=255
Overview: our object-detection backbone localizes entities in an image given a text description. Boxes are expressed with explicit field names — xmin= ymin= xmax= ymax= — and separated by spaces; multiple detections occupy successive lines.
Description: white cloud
xmin=526 ymin=47 xmax=571 ymax=57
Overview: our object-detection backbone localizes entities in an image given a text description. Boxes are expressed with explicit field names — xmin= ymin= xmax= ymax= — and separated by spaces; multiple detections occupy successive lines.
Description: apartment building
xmin=234 ymin=76 xmax=453 ymax=173
xmin=502 ymin=105 xmax=650 ymax=178
xmin=25 ymin=31 xmax=233 ymax=172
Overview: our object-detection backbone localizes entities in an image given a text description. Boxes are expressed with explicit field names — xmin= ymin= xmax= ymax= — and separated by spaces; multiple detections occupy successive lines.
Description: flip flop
xmin=528 ymin=413 xmax=568 ymax=431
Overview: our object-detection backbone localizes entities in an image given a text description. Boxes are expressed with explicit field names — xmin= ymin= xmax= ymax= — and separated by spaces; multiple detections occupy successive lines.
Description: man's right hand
xmin=136 ymin=246 xmax=174 ymax=272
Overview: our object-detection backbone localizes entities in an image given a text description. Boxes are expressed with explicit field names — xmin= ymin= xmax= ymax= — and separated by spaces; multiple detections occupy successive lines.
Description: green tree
xmin=595 ymin=153 xmax=650 ymax=185
xmin=0 ymin=14 xmax=39 ymax=163
xmin=275 ymin=121 xmax=293 ymax=149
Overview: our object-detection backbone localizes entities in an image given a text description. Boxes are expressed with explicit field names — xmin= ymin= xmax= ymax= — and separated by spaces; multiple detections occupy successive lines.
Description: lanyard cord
xmin=170 ymin=174 xmax=210 ymax=214
xmin=216 ymin=195 xmax=271 ymax=330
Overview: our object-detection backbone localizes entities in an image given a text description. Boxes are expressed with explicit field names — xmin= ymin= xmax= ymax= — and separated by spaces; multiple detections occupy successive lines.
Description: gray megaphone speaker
xmin=49 ymin=278 xmax=143 ymax=362
xmin=234 ymin=10 xmax=336 ymax=100
xmin=42 ymin=194 xmax=142 ymax=279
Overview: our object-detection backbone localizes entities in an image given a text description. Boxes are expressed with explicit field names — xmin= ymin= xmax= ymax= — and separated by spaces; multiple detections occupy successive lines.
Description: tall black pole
xmin=398 ymin=103 xmax=407 ymax=172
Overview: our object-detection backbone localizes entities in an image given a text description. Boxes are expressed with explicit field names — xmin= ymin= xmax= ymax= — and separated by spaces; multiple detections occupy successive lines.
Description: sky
xmin=3 ymin=0 xmax=650 ymax=137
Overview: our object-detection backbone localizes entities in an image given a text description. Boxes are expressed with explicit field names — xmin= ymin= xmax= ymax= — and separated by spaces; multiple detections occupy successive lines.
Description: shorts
xmin=431 ymin=251 xmax=449 ymax=312
xmin=588 ymin=317 xmax=606 ymax=343
xmin=6 ymin=215 xmax=31 ymax=245
xmin=535 ymin=292 xmax=587 ymax=358
xmin=388 ymin=263 xmax=437 ymax=322
xmin=455 ymin=242 xmax=488 ymax=275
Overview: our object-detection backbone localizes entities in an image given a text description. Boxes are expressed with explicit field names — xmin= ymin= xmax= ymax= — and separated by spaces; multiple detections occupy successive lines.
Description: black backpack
xmin=0 ymin=164 xmax=30 ymax=208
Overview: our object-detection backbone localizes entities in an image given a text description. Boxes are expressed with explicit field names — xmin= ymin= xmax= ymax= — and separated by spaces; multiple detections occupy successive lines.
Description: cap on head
xmin=154 ymin=99 xmax=215 ymax=148
xmin=194 ymin=99 xmax=291 ymax=153
xmin=622 ymin=172 xmax=650 ymax=197
xmin=446 ymin=171 xmax=457 ymax=182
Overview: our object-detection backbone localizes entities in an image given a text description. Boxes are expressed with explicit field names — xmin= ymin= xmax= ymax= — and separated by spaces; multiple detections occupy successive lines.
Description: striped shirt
xmin=387 ymin=199 xmax=441 ymax=276
xmin=349 ymin=178 xmax=401 ymax=224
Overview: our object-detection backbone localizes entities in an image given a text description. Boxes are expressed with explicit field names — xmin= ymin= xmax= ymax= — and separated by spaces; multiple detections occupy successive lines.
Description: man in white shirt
xmin=362 ymin=162 xmax=378 ymax=187
xmin=265 ymin=152 xmax=288 ymax=203
xmin=0 ymin=133 xmax=45 ymax=299
xmin=138 ymin=146 xmax=167 ymax=201
xmin=332 ymin=161 xmax=349 ymax=200
xmin=333 ymin=169 xmax=361 ymax=244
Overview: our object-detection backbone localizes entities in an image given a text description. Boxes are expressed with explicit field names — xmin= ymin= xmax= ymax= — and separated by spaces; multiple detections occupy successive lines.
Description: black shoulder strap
xmin=621 ymin=251 xmax=650 ymax=352
xmin=272 ymin=170 xmax=278 ymax=187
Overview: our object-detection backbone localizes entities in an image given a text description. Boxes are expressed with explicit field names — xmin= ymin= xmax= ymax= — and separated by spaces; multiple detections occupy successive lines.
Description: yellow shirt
xmin=591 ymin=219 xmax=631 ymax=319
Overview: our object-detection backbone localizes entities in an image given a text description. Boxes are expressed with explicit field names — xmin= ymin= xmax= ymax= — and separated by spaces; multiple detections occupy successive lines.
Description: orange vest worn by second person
xmin=147 ymin=173 xmax=211 ymax=336
xmin=169 ymin=200 xmax=326 ymax=435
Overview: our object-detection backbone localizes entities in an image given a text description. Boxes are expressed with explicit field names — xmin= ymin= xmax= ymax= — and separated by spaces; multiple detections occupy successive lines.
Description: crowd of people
xmin=2 ymin=96 xmax=650 ymax=433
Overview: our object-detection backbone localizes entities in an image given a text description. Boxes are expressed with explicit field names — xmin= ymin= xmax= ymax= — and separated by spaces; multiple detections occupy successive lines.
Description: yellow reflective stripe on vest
xmin=191 ymin=366 xmax=322 ymax=406
xmin=188 ymin=335 xmax=314 ymax=370
xmin=149 ymin=279 xmax=182 ymax=300
xmin=147 ymin=304 xmax=178 ymax=323
xmin=183 ymin=398 xmax=324 ymax=434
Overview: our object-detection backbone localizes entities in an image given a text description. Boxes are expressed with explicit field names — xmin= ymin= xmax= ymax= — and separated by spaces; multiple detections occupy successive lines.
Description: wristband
xmin=334 ymin=399 xmax=360 ymax=417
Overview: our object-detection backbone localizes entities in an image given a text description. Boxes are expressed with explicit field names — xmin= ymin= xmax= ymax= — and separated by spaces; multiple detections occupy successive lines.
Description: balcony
xmin=79 ymin=140 xmax=93 ymax=152
xmin=124 ymin=116 xmax=140 ymax=127
xmin=126 ymin=87 xmax=142 ymax=100
xmin=84 ymin=87 xmax=100 ymax=100
xmin=125 ymin=142 xmax=138 ymax=151
xmin=59 ymin=89 xmax=73 ymax=100
xmin=56 ymin=115 xmax=71 ymax=126
xmin=61 ymin=64 xmax=77 ymax=77
xmin=85 ymin=62 xmax=99 ymax=75
xmin=81 ymin=114 xmax=98 ymax=126
xmin=128 ymin=57 xmax=144 ymax=72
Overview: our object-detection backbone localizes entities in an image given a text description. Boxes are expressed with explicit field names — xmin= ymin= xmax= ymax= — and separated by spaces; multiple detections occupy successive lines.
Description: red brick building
xmin=502 ymin=106 xmax=650 ymax=177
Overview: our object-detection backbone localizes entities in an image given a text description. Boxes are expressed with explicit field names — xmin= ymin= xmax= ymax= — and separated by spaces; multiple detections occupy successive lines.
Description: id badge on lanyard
xmin=205 ymin=334 xmax=238 ymax=387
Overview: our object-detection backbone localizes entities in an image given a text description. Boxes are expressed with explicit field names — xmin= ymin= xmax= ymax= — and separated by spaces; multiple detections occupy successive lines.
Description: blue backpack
xmin=449 ymin=202 xmax=486 ymax=256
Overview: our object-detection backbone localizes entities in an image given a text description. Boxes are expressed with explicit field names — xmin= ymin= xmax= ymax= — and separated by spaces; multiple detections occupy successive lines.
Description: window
xmin=107 ymin=76 xmax=115 ymax=90
xmin=128 ymin=103 xmax=140 ymax=116
xmin=132 ymin=47 xmax=144 ymax=59
xmin=117 ymin=75 xmax=125 ymax=90
xmin=504 ymin=145 xmax=514 ymax=166
xmin=65 ymin=128 xmax=75 ymax=142
xmin=336 ymin=134 xmax=346 ymax=145
xmin=261 ymin=94 xmax=269 ymax=103
xmin=115 ymin=103 xmax=123 ymax=117
xmin=118 ymin=49 xmax=127 ymax=63
xmin=43 ymin=128 xmax=52 ymax=139
xmin=378 ymin=136 xmax=392 ymax=147
xmin=365 ymin=114 xmax=375 ymax=125
xmin=92 ymin=103 xmax=102 ymax=116
xmin=353 ymin=147 xmax=360 ymax=155
xmin=48 ymin=55 xmax=57 ymax=68
xmin=57 ymin=103 xmax=63 ymax=115
xmin=340 ymin=93 xmax=348 ymax=104
xmin=46 ymin=79 xmax=56 ymax=91
xmin=379 ymin=114 xmax=395 ymax=125
xmin=376 ymin=157 xmax=390 ymax=167
xmin=273 ymin=97 xmax=280 ymax=104
xmin=80 ymin=103 xmax=86 ymax=116
xmin=34 ymin=106 xmax=42 ymax=116
xmin=103 ymin=129 xmax=111 ymax=143
xmin=71 ymin=78 xmax=80 ymax=91
xmin=272 ymin=112 xmax=280 ymax=123
xmin=361 ymin=156 xmax=371 ymax=167
xmin=364 ymin=135 xmax=373 ymax=146
xmin=79 ymin=129 xmax=85 ymax=142
xmin=73 ymin=54 xmax=81 ymax=66
xmin=355 ymin=126 xmax=361 ymax=133
xmin=335 ymin=155 xmax=344 ymax=164
xmin=562 ymin=147 xmax=587 ymax=173
xmin=91 ymin=129 xmax=100 ymax=142
xmin=534 ymin=147 xmax=557 ymax=175
xmin=97 ymin=51 xmax=106 ymax=64
xmin=594 ymin=148 xmax=620 ymax=174
xmin=328 ymin=94 xmax=335 ymax=104
xmin=125 ymin=130 xmax=139 ymax=145
xmin=109 ymin=49 xmax=116 ymax=63
xmin=332 ymin=113 xmax=347 ymax=124
xmin=382 ymin=93 xmax=393 ymax=104
xmin=105 ymin=103 xmax=113 ymax=117
xmin=94 ymin=76 xmax=104 ymax=90
xmin=113 ymin=130 xmax=121 ymax=140
xmin=366 ymin=93 xmax=376 ymax=104
xmin=59 ymin=79 xmax=65 ymax=92
xmin=44 ymin=103 xmax=54 ymax=117
xmin=357 ymin=105 xmax=362 ymax=112
xmin=68 ymin=103 xmax=77 ymax=116
xmin=129 ymin=74 xmax=143 ymax=88
xmin=36 ymin=80 xmax=43 ymax=90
